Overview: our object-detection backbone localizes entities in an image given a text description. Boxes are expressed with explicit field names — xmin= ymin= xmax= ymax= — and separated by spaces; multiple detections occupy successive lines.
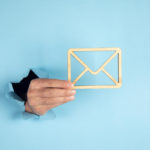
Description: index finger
xmin=30 ymin=78 xmax=74 ymax=89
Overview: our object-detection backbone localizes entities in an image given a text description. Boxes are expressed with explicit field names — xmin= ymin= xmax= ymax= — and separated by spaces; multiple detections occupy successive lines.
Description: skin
xmin=25 ymin=79 xmax=76 ymax=115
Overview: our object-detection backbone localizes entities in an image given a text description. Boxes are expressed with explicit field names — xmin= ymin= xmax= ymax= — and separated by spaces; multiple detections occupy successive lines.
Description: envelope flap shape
xmin=75 ymin=70 xmax=116 ymax=86
xmin=68 ymin=48 xmax=122 ymax=89
xmin=74 ymin=50 xmax=116 ymax=73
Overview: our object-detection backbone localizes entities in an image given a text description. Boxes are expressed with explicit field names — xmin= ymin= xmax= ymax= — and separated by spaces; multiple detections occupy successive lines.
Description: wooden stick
xmin=73 ymin=68 xmax=88 ymax=84
xmin=102 ymin=69 xmax=118 ymax=85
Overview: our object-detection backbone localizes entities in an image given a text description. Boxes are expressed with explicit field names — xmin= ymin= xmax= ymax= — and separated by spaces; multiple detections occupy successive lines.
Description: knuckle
xmin=30 ymin=79 xmax=36 ymax=86
xmin=30 ymin=79 xmax=39 ymax=87
xmin=63 ymin=81 xmax=68 ymax=88
xmin=54 ymin=80 xmax=68 ymax=88
xmin=64 ymin=90 xmax=69 ymax=96
xmin=27 ymin=89 xmax=36 ymax=98
xmin=66 ymin=89 xmax=73 ymax=96
xmin=28 ymin=98 xmax=36 ymax=106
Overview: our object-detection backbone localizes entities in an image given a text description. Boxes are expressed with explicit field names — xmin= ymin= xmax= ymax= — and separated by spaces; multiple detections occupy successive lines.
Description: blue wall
xmin=0 ymin=0 xmax=150 ymax=150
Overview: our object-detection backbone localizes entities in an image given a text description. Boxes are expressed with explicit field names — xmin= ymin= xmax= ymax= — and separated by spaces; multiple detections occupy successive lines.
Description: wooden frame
xmin=68 ymin=48 xmax=122 ymax=89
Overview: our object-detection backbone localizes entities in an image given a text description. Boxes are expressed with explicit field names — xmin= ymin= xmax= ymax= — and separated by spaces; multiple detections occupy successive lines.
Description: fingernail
xmin=68 ymin=90 xmax=76 ymax=95
xmin=69 ymin=96 xmax=75 ymax=100
xmin=67 ymin=82 xmax=74 ymax=88
xmin=71 ymin=90 xmax=76 ymax=94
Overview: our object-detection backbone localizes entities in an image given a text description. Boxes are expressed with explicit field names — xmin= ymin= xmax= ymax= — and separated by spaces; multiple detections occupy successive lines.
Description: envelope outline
xmin=68 ymin=48 xmax=122 ymax=89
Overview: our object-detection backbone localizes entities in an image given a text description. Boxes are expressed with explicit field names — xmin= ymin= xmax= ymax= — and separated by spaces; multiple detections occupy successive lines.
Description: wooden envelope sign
xmin=68 ymin=48 xmax=122 ymax=89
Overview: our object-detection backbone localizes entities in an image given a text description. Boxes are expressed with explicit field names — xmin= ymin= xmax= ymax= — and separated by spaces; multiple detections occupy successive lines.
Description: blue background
xmin=0 ymin=0 xmax=150 ymax=150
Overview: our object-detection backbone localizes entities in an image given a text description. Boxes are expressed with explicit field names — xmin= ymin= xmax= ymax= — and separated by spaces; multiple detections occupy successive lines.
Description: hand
xmin=25 ymin=79 xmax=75 ymax=115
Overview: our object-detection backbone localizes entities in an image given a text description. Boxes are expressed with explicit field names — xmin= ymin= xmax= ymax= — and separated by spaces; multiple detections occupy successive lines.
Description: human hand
xmin=25 ymin=79 xmax=75 ymax=115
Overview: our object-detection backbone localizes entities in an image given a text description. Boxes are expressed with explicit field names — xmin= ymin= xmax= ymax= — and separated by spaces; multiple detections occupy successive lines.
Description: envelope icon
xmin=68 ymin=48 xmax=122 ymax=89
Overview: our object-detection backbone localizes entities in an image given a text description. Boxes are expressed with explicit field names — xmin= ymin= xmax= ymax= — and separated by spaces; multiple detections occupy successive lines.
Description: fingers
xmin=29 ymin=96 xmax=75 ymax=106
xmin=30 ymin=79 xmax=73 ymax=89
xmin=26 ymin=78 xmax=76 ymax=116
xmin=29 ymin=88 xmax=76 ymax=98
